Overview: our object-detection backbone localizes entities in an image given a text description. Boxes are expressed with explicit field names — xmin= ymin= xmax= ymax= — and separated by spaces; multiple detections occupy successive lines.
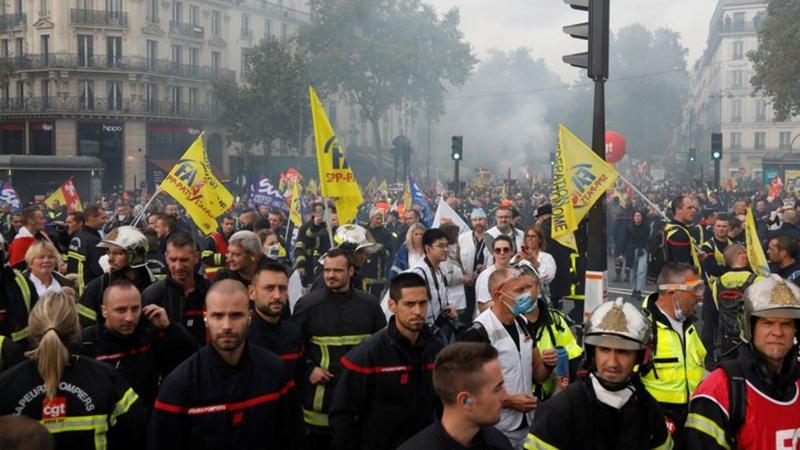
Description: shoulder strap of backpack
xmin=720 ymin=359 xmax=747 ymax=447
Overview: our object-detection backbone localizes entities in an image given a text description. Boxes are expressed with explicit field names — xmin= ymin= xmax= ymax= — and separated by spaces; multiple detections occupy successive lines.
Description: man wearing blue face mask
xmin=461 ymin=266 xmax=555 ymax=448
xmin=640 ymin=262 xmax=708 ymax=445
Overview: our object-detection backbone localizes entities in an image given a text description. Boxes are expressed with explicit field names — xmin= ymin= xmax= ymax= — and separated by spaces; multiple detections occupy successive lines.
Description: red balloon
xmin=605 ymin=131 xmax=627 ymax=163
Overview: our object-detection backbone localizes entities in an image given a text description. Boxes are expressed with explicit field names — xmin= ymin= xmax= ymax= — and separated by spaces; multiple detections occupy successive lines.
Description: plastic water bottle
xmin=555 ymin=346 xmax=569 ymax=393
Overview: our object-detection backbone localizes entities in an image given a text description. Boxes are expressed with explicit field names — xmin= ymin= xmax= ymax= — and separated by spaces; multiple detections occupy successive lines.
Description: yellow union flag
xmin=309 ymin=86 xmax=363 ymax=224
xmin=551 ymin=124 xmax=619 ymax=251
xmin=746 ymin=208 xmax=770 ymax=276
xmin=160 ymin=132 xmax=234 ymax=235
xmin=289 ymin=181 xmax=303 ymax=228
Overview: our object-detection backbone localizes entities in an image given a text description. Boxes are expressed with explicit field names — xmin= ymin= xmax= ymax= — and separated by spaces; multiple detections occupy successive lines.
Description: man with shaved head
xmin=150 ymin=279 xmax=305 ymax=449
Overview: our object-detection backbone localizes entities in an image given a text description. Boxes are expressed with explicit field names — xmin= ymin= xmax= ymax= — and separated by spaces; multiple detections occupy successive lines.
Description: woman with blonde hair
xmin=23 ymin=240 xmax=75 ymax=298
xmin=388 ymin=222 xmax=427 ymax=280
xmin=0 ymin=291 xmax=147 ymax=449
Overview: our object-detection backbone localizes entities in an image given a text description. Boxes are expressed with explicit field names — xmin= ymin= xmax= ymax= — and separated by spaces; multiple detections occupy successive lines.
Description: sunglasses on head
xmin=494 ymin=247 xmax=512 ymax=254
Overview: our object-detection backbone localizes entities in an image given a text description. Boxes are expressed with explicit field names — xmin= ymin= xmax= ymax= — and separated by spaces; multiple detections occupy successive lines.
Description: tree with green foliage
xmin=212 ymin=38 xmax=309 ymax=154
xmin=298 ymin=0 xmax=476 ymax=173
xmin=750 ymin=0 xmax=800 ymax=121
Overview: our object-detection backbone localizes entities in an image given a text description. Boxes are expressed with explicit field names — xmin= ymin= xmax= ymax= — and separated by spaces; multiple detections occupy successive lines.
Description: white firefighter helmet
xmin=584 ymin=297 xmax=651 ymax=351
xmin=741 ymin=275 xmax=800 ymax=343
xmin=97 ymin=225 xmax=149 ymax=268
xmin=333 ymin=224 xmax=381 ymax=254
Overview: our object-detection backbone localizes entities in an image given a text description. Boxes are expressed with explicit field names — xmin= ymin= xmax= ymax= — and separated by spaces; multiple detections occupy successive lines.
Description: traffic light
xmin=549 ymin=152 xmax=555 ymax=166
xmin=562 ymin=0 xmax=610 ymax=80
xmin=451 ymin=136 xmax=463 ymax=161
xmin=711 ymin=133 xmax=723 ymax=160
xmin=688 ymin=148 xmax=696 ymax=163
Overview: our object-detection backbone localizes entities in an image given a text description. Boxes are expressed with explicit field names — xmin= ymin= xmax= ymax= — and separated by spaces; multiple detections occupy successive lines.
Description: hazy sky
xmin=428 ymin=0 xmax=719 ymax=82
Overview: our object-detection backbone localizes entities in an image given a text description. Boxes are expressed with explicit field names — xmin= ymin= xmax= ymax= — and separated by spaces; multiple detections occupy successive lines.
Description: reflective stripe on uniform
xmin=11 ymin=327 xmax=28 ymax=342
xmin=652 ymin=434 xmax=675 ymax=450
xmin=304 ymin=409 xmax=329 ymax=427
xmin=77 ymin=303 xmax=98 ymax=321
xmin=523 ymin=433 xmax=559 ymax=450
xmin=68 ymin=251 xmax=87 ymax=295
xmin=685 ymin=412 xmax=730 ymax=450
xmin=109 ymin=388 xmax=139 ymax=426
xmin=40 ymin=415 xmax=110 ymax=450
xmin=308 ymin=334 xmax=371 ymax=422
xmin=14 ymin=272 xmax=31 ymax=313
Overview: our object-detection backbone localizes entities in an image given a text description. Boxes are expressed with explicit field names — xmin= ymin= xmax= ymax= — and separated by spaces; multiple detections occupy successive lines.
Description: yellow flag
xmin=367 ymin=177 xmax=378 ymax=193
xmin=309 ymin=86 xmax=363 ymax=224
xmin=307 ymin=179 xmax=318 ymax=195
xmin=551 ymin=125 xmax=620 ymax=251
xmin=500 ymin=183 xmax=508 ymax=200
xmin=403 ymin=177 xmax=412 ymax=211
xmin=746 ymin=208 xmax=770 ymax=276
xmin=289 ymin=181 xmax=303 ymax=227
xmin=45 ymin=177 xmax=83 ymax=213
xmin=378 ymin=179 xmax=389 ymax=194
xmin=160 ymin=132 xmax=234 ymax=235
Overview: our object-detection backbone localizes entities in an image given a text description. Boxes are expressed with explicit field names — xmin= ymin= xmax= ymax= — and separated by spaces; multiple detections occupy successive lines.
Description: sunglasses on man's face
xmin=494 ymin=247 xmax=512 ymax=254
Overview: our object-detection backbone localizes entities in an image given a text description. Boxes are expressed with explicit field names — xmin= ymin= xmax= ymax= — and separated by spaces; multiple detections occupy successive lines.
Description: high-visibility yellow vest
xmin=532 ymin=310 xmax=583 ymax=399
xmin=641 ymin=314 xmax=706 ymax=405
xmin=11 ymin=272 xmax=32 ymax=342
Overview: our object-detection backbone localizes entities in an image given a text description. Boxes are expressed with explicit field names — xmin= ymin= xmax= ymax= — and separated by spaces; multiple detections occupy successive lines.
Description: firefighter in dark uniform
xmin=292 ymin=248 xmax=387 ymax=450
xmin=78 ymin=226 xmax=156 ymax=327
xmin=80 ymin=279 xmax=198 ymax=409
xmin=330 ymin=272 xmax=445 ymax=450
xmin=363 ymin=208 xmax=395 ymax=297
xmin=295 ymin=202 xmax=328 ymax=286
xmin=149 ymin=280 xmax=305 ymax=450
xmin=686 ymin=276 xmax=800 ymax=450
xmin=248 ymin=262 xmax=306 ymax=389
xmin=665 ymin=195 xmax=703 ymax=272
xmin=0 ymin=261 xmax=39 ymax=350
xmin=310 ymin=224 xmax=380 ymax=292
xmin=67 ymin=204 xmax=106 ymax=296
xmin=201 ymin=214 xmax=234 ymax=280
xmin=142 ymin=231 xmax=211 ymax=345
xmin=700 ymin=213 xmax=732 ymax=280
xmin=0 ymin=334 xmax=22 ymax=374
xmin=0 ymin=291 xmax=148 ymax=450
xmin=524 ymin=299 xmax=673 ymax=450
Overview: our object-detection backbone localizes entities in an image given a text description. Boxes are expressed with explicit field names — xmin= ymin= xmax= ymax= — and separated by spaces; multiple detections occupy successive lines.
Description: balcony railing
xmin=214 ymin=0 xmax=310 ymax=23
xmin=170 ymin=21 xmax=204 ymax=39
xmin=0 ymin=96 xmax=217 ymax=120
xmin=2 ymin=53 xmax=235 ymax=82
xmin=70 ymin=9 xmax=128 ymax=27
xmin=0 ymin=13 xmax=26 ymax=31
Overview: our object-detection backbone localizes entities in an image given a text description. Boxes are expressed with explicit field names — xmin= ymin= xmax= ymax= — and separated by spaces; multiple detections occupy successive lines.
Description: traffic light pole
xmin=454 ymin=159 xmax=460 ymax=197
xmin=584 ymin=77 xmax=607 ymax=319
xmin=714 ymin=159 xmax=720 ymax=188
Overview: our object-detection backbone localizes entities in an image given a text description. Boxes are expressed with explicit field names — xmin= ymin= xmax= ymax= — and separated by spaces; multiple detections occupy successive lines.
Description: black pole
xmin=714 ymin=159 xmax=721 ymax=188
xmin=587 ymin=79 xmax=606 ymax=274
xmin=454 ymin=159 xmax=460 ymax=197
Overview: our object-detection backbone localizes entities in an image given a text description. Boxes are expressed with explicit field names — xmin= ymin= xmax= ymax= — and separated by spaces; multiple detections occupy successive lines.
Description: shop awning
xmin=0 ymin=155 xmax=104 ymax=171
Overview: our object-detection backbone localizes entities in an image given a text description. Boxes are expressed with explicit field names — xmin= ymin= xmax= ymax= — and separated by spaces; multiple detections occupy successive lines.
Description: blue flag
xmin=0 ymin=181 xmax=21 ymax=212
xmin=247 ymin=176 xmax=289 ymax=212
xmin=409 ymin=175 xmax=433 ymax=227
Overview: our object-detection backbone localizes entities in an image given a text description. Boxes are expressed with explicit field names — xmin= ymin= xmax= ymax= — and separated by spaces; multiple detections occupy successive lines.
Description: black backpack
xmin=647 ymin=222 xmax=667 ymax=281
xmin=719 ymin=359 xmax=747 ymax=447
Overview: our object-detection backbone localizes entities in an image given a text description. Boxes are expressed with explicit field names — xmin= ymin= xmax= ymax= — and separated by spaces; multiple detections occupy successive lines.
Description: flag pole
xmin=323 ymin=198 xmax=334 ymax=248
xmin=616 ymin=173 xmax=670 ymax=222
xmin=131 ymin=186 xmax=163 ymax=227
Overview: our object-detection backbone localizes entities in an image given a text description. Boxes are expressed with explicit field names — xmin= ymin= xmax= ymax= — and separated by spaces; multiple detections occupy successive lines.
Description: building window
xmin=732 ymin=40 xmax=744 ymax=60
xmin=40 ymin=35 xmax=49 ymax=65
xmin=211 ymin=51 xmax=221 ymax=76
xmin=1 ymin=83 xmax=9 ymax=108
xmin=281 ymin=23 xmax=288 ymax=44
xmin=189 ymin=47 xmax=199 ymax=76
xmin=41 ymin=79 xmax=49 ymax=107
xmin=730 ymin=70 xmax=743 ymax=89
xmin=146 ymin=40 xmax=157 ymax=70
xmin=107 ymin=80 xmax=122 ymax=111
xmin=16 ymin=80 xmax=23 ymax=105
xmin=146 ymin=0 xmax=158 ymax=22
xmin=39 ymin=0 xmax=50 ymax=16
xmin=106 ymin=36 xmax=122 ymax=68
xmin=189 ymin=5 xmax=199 ymax=26
xmin=730 ymin=99 xmax=741 ymax=123
xmin=240 ymin=48 xmax=248 ymax=79
xmin=733 ymin=12 xmax=745 ymax=32
xmin=1 ymin=40 xmax=8 ymax=58
xmin=106 ymin=0 xmax=121 ymax=14
xmin=172 ymin=86 xmax=182 ymax=114
xmin=211 ymin=10 xmax=221 ymax=36
xmin=755 ymin=98 xmax=766 ymax=122
xmin=754 ymin=131 xmax=766 ymax=150
xmin=780 ymin=131 xmax=792 ymax=150
xmin=242 ymin=14 xmax=250 ymax=37
xmin=15 ymin=38 xmax=23 ymax=57
xmin=172 ymin=44 xmax=182 ymax=70
xmin=731 ymin=132 xmax=741 ymax=149
xmin=189 ymin=87 xmax=198 ymax=111
xmin=75 ymin=0 xmax=92 ymax=10
xmin=146 ymin=83 xmax=157 ymax=112
xmin=77 ymin=34 xmax=93 ymax=67
xmin=172 ymin=1 xmax=182 ymax=23
xmin=79 ymin=79 xmax=94 ymax=110
xmin=265 ymin=19 xmax=272 ymax=39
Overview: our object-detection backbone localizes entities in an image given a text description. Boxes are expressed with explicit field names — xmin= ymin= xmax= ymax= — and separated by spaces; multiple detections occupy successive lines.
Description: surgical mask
xmin=503 ymin=292 xmax=536 ymax=316
xmin=673 ymin=298 xmax=687 ymax=322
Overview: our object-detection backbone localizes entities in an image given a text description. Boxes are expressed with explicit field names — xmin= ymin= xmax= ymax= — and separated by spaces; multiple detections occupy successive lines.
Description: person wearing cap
xmin=686 ymin=275 xmax=800 ymax=450
xmin=77 ymin=225 xmax=156 ymax=327
xmin=363 ymin=209 xmax=395 ymax=297
xmin=640 ymin=262 xmax=707 ymax=442
xmin=459 ymin=208 xmax=489 ymax=322
xmin=524 ymin=298 xmax=673 ymax=450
